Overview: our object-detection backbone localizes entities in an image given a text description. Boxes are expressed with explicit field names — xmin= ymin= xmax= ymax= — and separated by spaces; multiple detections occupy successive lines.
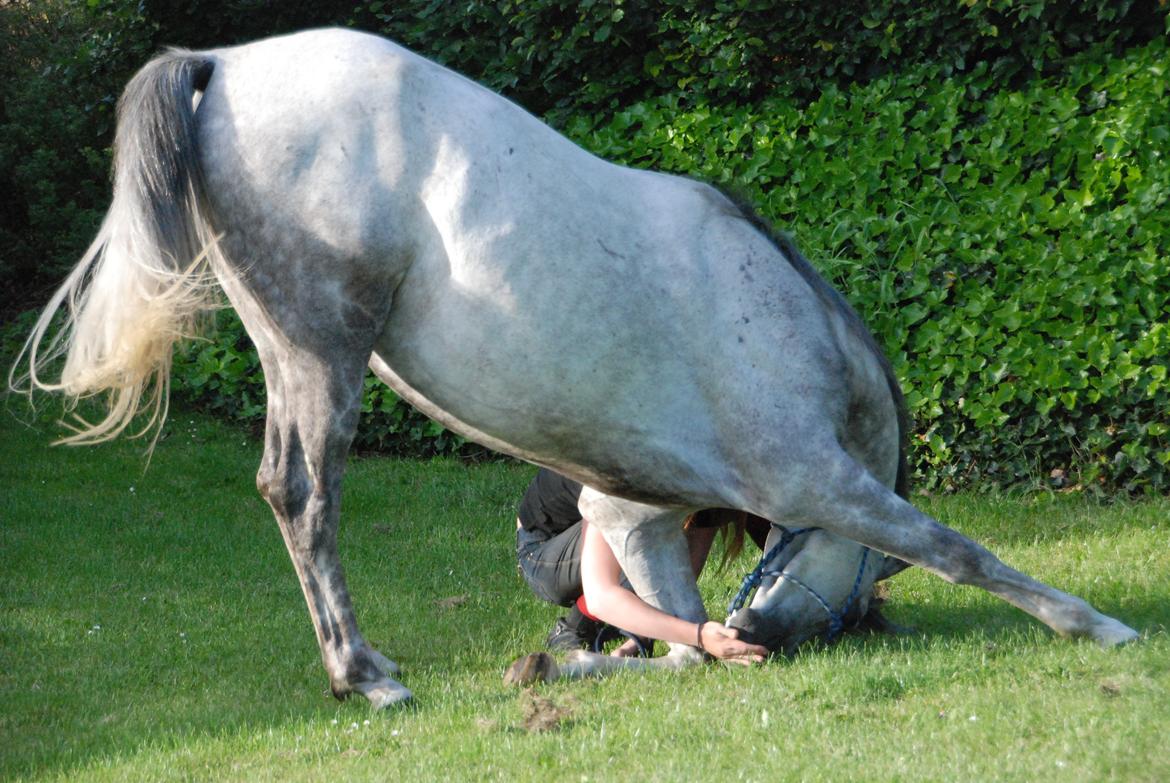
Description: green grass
xmin=1 ymin=403 xmax=1167 ymax=782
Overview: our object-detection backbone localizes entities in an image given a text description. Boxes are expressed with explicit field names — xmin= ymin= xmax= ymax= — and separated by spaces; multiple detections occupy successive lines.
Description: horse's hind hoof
xmin=504 ymin=652 xmax=559 ymax=686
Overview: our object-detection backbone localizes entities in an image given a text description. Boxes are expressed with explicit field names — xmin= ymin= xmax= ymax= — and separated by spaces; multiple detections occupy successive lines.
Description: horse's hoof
xmin=504 ymin=652 xmax=559 ymax=686
xmin=1094 ymin=618 xmax=1140 ymax=648
xmin=355 ymin=678 xmax=414 ymax=710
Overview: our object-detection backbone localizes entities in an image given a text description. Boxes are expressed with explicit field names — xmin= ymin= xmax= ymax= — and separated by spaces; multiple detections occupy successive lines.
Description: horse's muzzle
xmin=726 ymin=608 xmax=794 ymax=655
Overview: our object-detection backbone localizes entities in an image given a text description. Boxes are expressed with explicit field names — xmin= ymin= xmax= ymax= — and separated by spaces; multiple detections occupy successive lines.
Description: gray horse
xmin=14 ymin=29 xmax=1137 ymax=709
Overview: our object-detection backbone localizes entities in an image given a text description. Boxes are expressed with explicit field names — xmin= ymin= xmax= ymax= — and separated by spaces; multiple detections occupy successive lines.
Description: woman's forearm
xmin=579 ymin=519 xmax=704 ymax=645
xmin=578 ymin=519 xmax=767 ymax=663
xmin=584 ymin=580 xmax=703 ymax=647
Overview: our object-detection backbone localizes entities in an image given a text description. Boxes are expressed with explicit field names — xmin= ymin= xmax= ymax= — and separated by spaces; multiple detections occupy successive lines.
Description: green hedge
xmin=4 ymin=1 xmax=1160 ymax=293
xmin=352 ymin=0 xmax=1164 ymax=115
xmin=172 ymin=314 xmax=469 ymax=457
xmin=559 ymin=37 xmax=1169 ymax=492
xmin=7 ymin=2 xmax=1168 ymax=490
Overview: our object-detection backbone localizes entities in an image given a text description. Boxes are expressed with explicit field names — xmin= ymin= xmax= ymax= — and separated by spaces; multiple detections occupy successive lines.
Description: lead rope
xmin=591 ymin=625 xmax=652 ymax=657
xmin=727 ymin=525 xmax=873 ymax=643
xmin=727 ymin=526 xmax=817 ymax=616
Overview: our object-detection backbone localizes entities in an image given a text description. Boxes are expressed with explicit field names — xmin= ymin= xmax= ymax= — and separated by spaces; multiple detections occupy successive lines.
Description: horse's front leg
xmin=504 ymin=648 xmax=698 ymax=685
xmin=504 ymin=494 xmax=704 ymax=685
xmin=254 ymin=342 xmax=410 ymax=709
xmin=576 ymin=490 xmax=707 ymax=668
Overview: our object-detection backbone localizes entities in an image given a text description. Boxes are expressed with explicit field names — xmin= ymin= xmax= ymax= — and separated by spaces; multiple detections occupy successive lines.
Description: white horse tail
xmin=11 ymin=50 xmax=223 ymax=446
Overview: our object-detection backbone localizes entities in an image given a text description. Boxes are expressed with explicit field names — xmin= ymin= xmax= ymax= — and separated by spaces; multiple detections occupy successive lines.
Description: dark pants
xmin=517 ymin=522 xmax=633 ymax=608
xmin=516 ymin=522 xmax=585 ymax=608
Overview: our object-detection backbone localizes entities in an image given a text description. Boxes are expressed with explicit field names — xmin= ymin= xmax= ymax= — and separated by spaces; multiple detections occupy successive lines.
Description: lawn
xmin=1 ymin=403 xmax=1167 ymax=782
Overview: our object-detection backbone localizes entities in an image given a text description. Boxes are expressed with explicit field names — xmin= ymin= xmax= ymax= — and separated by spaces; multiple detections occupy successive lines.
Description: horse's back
xmin=194 ymin=28 xmax=892 ymax=507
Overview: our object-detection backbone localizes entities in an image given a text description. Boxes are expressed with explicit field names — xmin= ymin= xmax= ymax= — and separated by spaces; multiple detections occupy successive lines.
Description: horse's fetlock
xmin=329 ymin=681 xmax=354 ymax=702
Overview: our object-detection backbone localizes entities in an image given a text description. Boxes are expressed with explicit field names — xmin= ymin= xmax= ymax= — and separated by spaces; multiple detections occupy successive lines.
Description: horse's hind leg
xmin=252 ymin=338 xmax=410 ymax=708
xmin=753 ymin=448 xmax=1138 ymax=646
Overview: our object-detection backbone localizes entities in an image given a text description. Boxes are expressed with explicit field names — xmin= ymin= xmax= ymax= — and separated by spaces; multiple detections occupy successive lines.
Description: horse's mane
xmin=683 ymin=509 xmax=757 ymax=571
xmin=712 ymin=186 xmax=911 ymax=500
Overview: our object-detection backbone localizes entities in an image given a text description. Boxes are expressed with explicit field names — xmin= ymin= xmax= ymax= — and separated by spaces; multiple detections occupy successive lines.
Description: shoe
xmin=545 ymin=609 xmax=603 ymax=651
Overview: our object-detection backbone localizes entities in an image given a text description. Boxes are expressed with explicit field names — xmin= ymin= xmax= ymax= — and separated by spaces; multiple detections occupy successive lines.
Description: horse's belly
xmin=366 ymin=345 xmax=723 ymax=506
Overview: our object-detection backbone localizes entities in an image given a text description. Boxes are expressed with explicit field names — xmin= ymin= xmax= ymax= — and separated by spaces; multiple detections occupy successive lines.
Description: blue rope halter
xmin=727 ymin=525 xmax=872 ymax=643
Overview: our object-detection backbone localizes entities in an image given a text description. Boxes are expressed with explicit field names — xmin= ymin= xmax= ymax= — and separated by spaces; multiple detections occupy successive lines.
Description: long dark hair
xmin=684 ymin=509 xmax=770 ymax=571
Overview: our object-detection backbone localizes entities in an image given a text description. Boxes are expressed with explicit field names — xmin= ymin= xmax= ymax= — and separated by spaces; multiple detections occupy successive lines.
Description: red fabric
xmin=576 ymin=594 xmax=599 ymax=621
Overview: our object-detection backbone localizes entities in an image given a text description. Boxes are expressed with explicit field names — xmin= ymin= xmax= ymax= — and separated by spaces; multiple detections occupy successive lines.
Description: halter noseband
xmin=727 ymin=525 xmax=872 ymax=642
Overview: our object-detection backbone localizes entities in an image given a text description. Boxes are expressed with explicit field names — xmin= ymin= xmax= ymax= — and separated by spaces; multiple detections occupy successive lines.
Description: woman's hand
xmin=611 ymin=637 xmax=643 ymax=658
xmin=698 ymin=621 xmax=767 ymax=665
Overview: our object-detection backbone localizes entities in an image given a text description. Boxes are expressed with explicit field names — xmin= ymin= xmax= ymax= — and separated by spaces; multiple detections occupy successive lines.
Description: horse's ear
xmin=877 ymin=555 xmax=912 ymax=581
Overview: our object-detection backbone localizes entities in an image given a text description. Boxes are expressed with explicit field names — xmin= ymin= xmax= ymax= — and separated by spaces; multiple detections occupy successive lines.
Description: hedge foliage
xmin=4 ymin=2 xmax=1168 ymax=490
xmin=172 ymin=313 xmax=470 ymax=457
xmin=351 ymin=0 xmax=1164 ymax=115
xmin=558 ymin=37 xmax=1169 ymax=492
xmin=3 ymin=1 xmax=1162 ymax=292
xmin=168 ymin=33 xmax=1170 ymax=490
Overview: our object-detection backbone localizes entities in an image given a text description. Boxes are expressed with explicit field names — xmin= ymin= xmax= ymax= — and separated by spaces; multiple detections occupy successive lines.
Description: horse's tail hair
xmin=9 ymin=49 xmax=223 ymax=447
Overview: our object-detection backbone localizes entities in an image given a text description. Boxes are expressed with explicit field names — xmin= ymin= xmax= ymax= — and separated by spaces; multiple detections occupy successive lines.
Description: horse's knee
xmin=258 ymin=465 xmax=303 ymax=516
xmin=255 ymin=461 xmax=276 ymax=504
xmin=922 ymin=525 xmax=999 ymax=586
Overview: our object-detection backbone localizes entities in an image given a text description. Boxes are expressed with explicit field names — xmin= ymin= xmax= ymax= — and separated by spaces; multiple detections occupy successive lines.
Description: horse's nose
xmin=726 ymin=608 xmax=784 ymax=652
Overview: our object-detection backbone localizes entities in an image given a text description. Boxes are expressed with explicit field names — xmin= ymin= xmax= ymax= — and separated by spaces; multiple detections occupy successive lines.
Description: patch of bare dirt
xmin=519 ymin=687 xmax=574 ymax=732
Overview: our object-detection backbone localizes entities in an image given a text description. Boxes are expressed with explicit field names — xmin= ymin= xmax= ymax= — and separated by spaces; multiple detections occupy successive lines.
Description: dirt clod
xmin=435 ymin=594 xmax=469 ymax=609
xmin=519 ymin=687 xmax=573 ymax=732
xmin=1100 ymin=679 xmax=1122 ymax=697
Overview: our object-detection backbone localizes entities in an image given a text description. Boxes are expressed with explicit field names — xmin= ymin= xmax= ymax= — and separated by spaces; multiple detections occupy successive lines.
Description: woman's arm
xmin=579 ymin=519 xmax=766 ymax=663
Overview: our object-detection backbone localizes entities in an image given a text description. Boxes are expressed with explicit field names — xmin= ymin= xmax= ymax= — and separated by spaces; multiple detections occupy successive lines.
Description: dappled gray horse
xmin=16 ymin=29 xmax=1137 ymax=709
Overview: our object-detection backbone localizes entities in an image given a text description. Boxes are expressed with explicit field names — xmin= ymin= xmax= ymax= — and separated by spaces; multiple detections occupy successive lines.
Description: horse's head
xmin=725 ymin=527 xmax=890 ymax=654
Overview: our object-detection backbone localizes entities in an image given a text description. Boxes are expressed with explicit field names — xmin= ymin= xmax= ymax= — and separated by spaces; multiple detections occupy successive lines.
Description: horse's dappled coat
xmin=15 ymin=28 xmax=1138 ymax=707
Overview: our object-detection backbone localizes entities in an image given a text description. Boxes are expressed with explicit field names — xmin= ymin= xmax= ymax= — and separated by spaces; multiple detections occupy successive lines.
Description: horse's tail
xmin=10 ymin=50 xmax=222 ymax=446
